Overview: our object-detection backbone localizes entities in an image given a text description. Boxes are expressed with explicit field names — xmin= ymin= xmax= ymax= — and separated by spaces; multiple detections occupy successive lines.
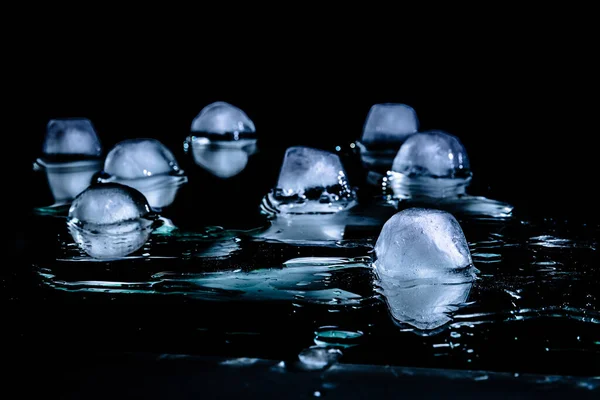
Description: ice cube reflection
xmin=374 ymin=208 xmax=477 ymax=332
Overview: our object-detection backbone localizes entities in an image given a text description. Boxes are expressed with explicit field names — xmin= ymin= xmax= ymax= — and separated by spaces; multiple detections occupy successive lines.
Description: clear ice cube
xmin=277 ymin=146 xmax=349 ymax=198
xmin=374 ymin=208 xmax=476 ymax=331
xmin=190 ymin=101 xmax=256 ymax=134
xmin=262 ymin=146 xmax=356 ymax=215
xmin=67 ymin=183 xmax=156 ymax=258
xmin=100 ymin=139 xmax=186 ymax=210
xmin=392 ymin=130 xmax=470 ymax=178
xmin=104 ymin=139 xmax=180 ymax=179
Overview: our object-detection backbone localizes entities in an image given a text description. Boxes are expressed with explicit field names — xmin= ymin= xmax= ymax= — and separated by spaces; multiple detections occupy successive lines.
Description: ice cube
xmin=277 ymin=146 xmax=349 ymax=197
xmin=374 ymin=208 xmax=475 ymax=331
xmin=374 ymin=208 xmax=472 ymax=279
xmin=361 ymin=103 xmax=419 ymax=145
xmin=104 ymin=139 xmax=180 ymax=180
xmin=43 ymin=118 xmax=102 ymax=156
xmin=35 ymin=118 xmax=103 ymax=205
xmin=392 ymin=130 xmax=470 ymax=178
xmin=186 ymin=102 xmax=257 ymax=178
xmin=67 ymin=183 xmax=156 ymax=258
xmin=191 ymin=101 xmax=255 ymax=134
xmin=262 ymin=146 xmax=356 ymax=215
xmin=100 ymin=139 xmax=187 ymax=210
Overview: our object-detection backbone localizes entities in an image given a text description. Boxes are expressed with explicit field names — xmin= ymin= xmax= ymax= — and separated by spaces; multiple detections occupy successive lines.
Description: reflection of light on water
xmin=37 ymin=256 xmax=374 ymax=306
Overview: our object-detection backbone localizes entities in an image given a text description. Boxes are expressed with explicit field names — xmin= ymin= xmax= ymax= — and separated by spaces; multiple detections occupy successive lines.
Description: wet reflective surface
xmin=20 ymin=209 xmax=600 ymax=380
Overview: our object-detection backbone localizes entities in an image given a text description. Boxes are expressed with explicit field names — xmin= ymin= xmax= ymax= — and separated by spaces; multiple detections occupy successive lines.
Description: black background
xmin=10 ymin=58 xmax=597 ymax=224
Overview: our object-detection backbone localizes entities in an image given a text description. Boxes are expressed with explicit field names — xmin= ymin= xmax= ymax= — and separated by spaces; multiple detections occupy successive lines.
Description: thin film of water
xmin=31 ymin=212 xmax=600 ymax=381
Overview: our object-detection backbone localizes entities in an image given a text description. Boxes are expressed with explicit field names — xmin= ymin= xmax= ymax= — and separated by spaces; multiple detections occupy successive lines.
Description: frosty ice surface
xmin=185 ymin=101 xmax=257 ymax=178
xmin=374 ymin=208 xmax=476 ymax=331
xmin=35 ymin=118 xmax=103 ymax=205
xmin=98 ymin=139 xmax=187 ymax=210
xmin=67 ymin=183 xmax=157 ymax=258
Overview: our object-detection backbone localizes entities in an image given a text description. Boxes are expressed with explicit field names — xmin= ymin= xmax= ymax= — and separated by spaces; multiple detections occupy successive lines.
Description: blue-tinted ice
xmin=98 ymin=139 xmax=187 ymax=210
xmin=356 ymin=103 xmax=419 ymax=176
xmin=258 ymin=147 xmax=357 ymax=244
xmin=385 ymin=131 xmax=513 ymax=218
xmin=34 ymin=118 xmax=103 ymax=205
xmin=374 ymin=208 xmax=477 ymax=331
xmin=67 ymin=183 xmax=157 ymax=258
xmin=185 ymin=101 xmax=257 ymax=178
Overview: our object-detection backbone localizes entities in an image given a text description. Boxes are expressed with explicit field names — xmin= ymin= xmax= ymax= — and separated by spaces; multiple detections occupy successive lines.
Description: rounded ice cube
xmin=43 ymin=118 xmax=102 ymax=156
xmin=186 ymin=102 xmax=257 ymax=178
xmin=67 ymin=183 xmax=156 ymax=258
xmin=104 ymin=139 xmax=181 ymax=179
xmin=100 ymin=139 xmax=187 ymax=210
xmin=392 ymin=130 xmax=470 ymax=178
xmin=191 ymin=101 xmax=255 ymax=134
xmin=361 ymin=103 xmax=419 ymax=145
xmin=374 ymin=208 xmax=472 ymax=279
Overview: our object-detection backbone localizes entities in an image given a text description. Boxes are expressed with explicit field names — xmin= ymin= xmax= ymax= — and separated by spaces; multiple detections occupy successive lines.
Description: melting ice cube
xmin=357 ymin=104 xmax=419 ymax=174
xmin=361 ymin=103 xmax=419 ymax=145
xmin=374 ymin=208 xmax=476 ymax=331
xmin=392 ymin=130 xmax=470 ymax=179
xmin=262 ymin=146 xmax=356 ymax=215
xmin=185 ymin=102 xmax=257 ymax=178
xmin=67 ymin=183 xmax=157 ymax=258
xmin=98 ymin=139 xmax=187 ymax=210
xmin=191 ymin=101 xmax=255 ymax=134
xmin=43 ymin=118 xmax=102 ymax=156
xmin=35 ymin=118 xmax=103 ymax=205
xmin=385 ymin=131 xmax=513 ymax=218
xmin=384 ymin=130 xmax=472 ymax=200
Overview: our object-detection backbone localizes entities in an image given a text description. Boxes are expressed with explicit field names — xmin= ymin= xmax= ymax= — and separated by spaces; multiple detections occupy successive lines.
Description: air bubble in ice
xmin=34 ymin=118 xmax=103 ymax=205
xmin=185 ymin=102 xmax=257 ymax=178
xmin=67 ymin=183 xmax=157 ymax=258
xmin=374 ymin=208 xmax=476 ymax=331
xmin=97 ymin=139 xmax=187 ymax=210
